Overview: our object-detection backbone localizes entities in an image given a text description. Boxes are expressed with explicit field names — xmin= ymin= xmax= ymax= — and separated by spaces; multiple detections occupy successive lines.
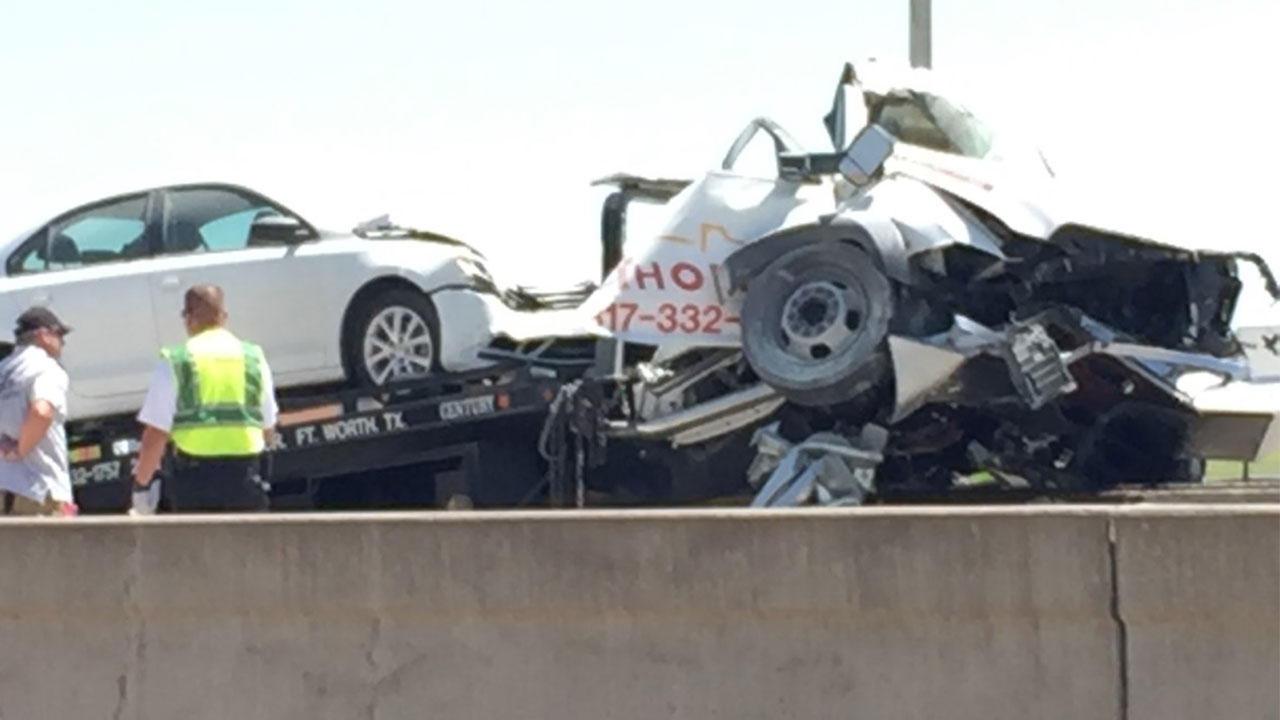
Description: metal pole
xmin=910 ymin=0 xmax=932 ymax=68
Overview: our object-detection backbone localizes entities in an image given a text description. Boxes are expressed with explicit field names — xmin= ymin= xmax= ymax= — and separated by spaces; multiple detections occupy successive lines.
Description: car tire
xmin=741 ymin=243 xmax=893 ymax=407
xmin=1073 ymin=402 xmax=1205 ymax=489
xmin=346 ymin=288 xmax=440 ymax=388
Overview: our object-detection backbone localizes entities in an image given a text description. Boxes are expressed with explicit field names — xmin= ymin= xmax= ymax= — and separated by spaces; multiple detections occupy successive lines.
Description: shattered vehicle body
xmin=504 ymin=60 xmax=1280 ymax=504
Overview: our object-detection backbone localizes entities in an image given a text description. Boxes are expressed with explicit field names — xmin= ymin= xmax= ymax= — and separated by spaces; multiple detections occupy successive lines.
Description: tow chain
xmin=537 ymin=380 xmax=609 ymax=507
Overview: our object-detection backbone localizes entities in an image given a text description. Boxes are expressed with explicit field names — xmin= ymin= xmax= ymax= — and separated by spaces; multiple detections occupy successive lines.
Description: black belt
xmin=173 ymin=451 xmax=260 ymax=465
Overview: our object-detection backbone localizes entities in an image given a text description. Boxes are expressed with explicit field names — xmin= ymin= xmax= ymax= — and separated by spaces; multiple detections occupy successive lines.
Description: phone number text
xmin=594 ymin=302 xmax=739 ymax=334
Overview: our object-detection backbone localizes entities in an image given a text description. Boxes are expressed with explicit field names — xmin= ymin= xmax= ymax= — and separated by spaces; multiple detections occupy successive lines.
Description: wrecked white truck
xmin=493 ymin=61 xmax=1280 ymax=505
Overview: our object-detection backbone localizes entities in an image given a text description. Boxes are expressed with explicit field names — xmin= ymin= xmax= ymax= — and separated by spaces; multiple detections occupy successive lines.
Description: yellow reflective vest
xmin=161 ymin=328 xmax=266 ymax=457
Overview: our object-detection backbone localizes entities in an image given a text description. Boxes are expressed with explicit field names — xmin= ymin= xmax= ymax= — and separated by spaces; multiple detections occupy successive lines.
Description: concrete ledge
xmin=0 ymin=505 xmax=1274 ymax=719
xmin=3 ymin=501 xmax=1277 ymax=526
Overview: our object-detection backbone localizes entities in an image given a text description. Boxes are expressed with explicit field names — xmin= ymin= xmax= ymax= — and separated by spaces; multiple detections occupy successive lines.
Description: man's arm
xmin=133 ymin=423 xmax=169 ymax=488
xmin=259 ymin=349 xmax=279 ymax=445
xmin=0 ymin=399 xmax=54 ymax=461
xmin=1 ymin=364 xmax=66 ymax=462
xmin=134 ymin=358 xmax=177 ymax=488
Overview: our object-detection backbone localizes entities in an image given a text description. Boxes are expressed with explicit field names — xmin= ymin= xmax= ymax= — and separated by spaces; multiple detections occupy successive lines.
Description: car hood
xmin=851 ymin=157 xmax=1278 ymax=318
xmin=347 ymin=214 xmax=489 ymax=257
xmin=886 ymin=146 xmax=1273 ymax=264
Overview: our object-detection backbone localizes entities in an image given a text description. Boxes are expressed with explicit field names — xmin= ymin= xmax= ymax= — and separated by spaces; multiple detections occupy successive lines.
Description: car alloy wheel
xmin=361 ymin=305 xmax=435 ymax=384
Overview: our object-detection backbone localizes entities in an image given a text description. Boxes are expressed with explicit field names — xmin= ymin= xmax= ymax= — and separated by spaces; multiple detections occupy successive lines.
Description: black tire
xmin=741 ymin=243 xmax=893 ymax=407
xmin=345 ymin=288 xmax=441 ymax=388
xmin=1074 ymin=402 xmax=1206 ymax=489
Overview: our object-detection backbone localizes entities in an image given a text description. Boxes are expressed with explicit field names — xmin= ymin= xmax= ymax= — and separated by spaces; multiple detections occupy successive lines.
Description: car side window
xmin=161 ymin=187 xmax=305 ymax=255
xmin=5 ymin=194 xmax=151 ymax=276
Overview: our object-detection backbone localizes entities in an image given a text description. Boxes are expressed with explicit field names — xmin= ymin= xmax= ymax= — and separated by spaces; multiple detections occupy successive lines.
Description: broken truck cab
xmin=503 ymin=60 xmax=1280 ymax=504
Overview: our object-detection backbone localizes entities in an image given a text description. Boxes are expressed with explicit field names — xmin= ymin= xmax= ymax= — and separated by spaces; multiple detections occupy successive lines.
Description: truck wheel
xmin=741 ymin=243 xmax=892 ymax=407
xmin=347 ymin=288 xmax=440 ymax=387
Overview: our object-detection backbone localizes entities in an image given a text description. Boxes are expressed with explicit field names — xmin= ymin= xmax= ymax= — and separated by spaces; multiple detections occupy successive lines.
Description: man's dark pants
xmin=164 ymin=453 xmax=269 ymax=512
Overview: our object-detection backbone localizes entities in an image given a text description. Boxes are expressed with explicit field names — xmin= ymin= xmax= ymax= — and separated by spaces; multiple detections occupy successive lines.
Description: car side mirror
xmin=838 ymin=124 xmax=895 ymax=186
xmin=249 ymin=214 xmax=308 ymax=244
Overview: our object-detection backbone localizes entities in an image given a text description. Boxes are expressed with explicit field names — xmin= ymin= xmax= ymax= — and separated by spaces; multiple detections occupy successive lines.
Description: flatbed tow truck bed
xmin=68 ymin=363 xmax=564 ymax=513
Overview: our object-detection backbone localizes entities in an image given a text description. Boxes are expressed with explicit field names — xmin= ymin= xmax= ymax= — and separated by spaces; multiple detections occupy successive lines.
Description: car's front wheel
xmin=347 ymin=288 xmax=440 ymax=387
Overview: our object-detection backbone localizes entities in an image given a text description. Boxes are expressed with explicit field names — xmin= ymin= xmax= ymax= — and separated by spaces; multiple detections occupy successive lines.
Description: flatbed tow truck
xmin=68 ymin=362 xmax=566 ymax=513
xmin=64 ymin=357 xmax=1276 ymax=513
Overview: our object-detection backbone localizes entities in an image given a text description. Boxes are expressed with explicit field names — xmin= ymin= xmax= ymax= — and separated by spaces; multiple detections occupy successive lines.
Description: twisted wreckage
xmin=493 ymin=61 xmax=1280 ymax=506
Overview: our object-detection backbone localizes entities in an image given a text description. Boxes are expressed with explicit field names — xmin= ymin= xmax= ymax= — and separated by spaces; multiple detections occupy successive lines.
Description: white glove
xmin=129 ymin=479 xmax=161 ymax=516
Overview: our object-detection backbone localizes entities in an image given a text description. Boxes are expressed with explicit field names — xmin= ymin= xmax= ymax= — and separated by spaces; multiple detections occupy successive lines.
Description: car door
xmin=0 ymin=191 xmax=162 ymax=410
xmin=146 ymin=185 xmax=340 ymax=384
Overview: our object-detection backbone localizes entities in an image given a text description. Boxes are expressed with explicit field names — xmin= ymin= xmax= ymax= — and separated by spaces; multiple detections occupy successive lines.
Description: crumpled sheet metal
xmin=748 ymin=423 xmax=888 ymax=507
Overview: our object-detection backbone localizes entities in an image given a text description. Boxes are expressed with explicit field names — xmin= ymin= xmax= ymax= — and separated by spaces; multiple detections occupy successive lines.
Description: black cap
xmin=15 ymin=306 xmax=72 ymax=337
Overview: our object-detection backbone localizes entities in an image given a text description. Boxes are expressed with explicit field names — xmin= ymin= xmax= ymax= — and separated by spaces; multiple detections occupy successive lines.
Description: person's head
xmin=182 ymin=284 xmax=227 ymax=335
xmin=13 ymin=306 xmax=71 ymax=359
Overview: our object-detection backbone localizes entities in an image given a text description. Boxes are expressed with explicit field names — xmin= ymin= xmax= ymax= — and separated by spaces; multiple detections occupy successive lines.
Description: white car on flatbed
xmin=0 ymin=182 xmax=575 ymax=423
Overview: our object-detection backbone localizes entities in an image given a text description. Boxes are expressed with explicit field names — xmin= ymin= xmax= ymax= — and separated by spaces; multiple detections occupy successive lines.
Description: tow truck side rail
xmin=68 ymin=363 xmax=563 ymax=511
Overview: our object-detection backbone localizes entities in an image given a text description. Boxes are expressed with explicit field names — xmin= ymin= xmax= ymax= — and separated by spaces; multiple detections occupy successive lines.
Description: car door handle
xmin=159 ymin=276 xmax=180 ymax=290
xmin=31 ymin=292 xmax=52 ymax=304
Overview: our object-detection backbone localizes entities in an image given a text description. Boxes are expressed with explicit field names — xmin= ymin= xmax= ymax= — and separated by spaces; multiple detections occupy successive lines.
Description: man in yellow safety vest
xmin=131 ymin=284 xmax=278 ymax=513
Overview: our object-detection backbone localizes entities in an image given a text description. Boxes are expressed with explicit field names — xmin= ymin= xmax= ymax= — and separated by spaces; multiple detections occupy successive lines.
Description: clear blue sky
xmin=1 ymin=0 xmax=1276 ymax=322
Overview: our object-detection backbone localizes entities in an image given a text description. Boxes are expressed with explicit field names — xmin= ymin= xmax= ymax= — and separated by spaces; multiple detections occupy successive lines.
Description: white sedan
xmin=0 ymin=182 xmax=536 ymax=423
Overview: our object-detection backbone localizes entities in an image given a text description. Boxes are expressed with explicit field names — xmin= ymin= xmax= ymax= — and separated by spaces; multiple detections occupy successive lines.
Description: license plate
xmin=439 ymin=394 xmax=497 ymax=421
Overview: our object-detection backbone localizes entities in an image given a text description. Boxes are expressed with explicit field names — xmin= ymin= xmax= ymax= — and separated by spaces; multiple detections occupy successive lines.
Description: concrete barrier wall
xmin=0 ymin=506 xmax=1273 ymax=720
xmin=1115 ymin=508 xmax=1280 ymax=719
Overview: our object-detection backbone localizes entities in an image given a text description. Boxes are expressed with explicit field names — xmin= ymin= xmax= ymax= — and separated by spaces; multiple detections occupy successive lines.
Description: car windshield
xmin=868 ymin=88 xmax=1053 ymax=177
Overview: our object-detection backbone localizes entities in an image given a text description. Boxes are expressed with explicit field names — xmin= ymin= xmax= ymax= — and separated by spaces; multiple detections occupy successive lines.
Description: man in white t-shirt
xmin=0 ymin=306 xmax=76 ymax=517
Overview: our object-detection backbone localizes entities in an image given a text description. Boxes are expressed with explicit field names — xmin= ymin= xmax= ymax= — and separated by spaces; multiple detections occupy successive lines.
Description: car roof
xmin=0 ymin=181 xmax=316 ymax=252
